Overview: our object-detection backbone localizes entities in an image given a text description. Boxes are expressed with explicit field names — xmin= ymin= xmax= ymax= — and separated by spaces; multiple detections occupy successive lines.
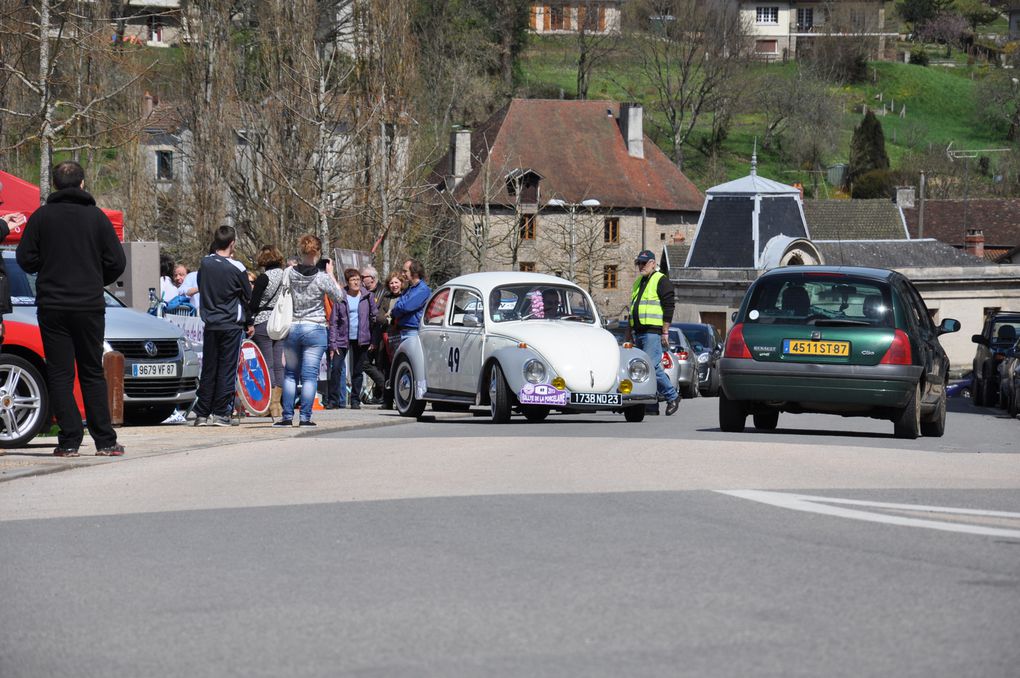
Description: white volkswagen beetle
xmin=390 ymin=272 xmax=658 ymax=422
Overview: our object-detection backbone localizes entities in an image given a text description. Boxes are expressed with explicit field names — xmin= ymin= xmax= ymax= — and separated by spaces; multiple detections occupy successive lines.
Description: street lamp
xmin=547 ymin=198 xmax=600 ymax=282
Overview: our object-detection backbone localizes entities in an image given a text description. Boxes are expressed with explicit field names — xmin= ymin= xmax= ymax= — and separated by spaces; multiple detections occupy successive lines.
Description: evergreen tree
xmin=846 ymin=110 xmax=890 ymax=191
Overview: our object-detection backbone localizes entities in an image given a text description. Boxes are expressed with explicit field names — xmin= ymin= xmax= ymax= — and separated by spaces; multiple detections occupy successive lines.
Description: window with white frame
xmin=756 ymin=6 xmax=779 ymax=24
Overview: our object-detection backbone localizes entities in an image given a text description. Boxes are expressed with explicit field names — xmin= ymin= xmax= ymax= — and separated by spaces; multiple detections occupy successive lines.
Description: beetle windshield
xmin=488 ymin=284 xmax=596 ymax=323
xmin=744 ymin=274 xmax=893 ymax=328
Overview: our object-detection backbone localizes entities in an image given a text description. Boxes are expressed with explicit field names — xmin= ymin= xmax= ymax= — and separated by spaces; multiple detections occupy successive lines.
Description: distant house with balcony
xmin=739 ymin=1 xmax=896 ymax=61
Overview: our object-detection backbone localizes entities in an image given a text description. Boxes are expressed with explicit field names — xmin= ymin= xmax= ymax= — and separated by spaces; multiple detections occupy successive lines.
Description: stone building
xmin=429 ymin=99 xmax=703 ymax=319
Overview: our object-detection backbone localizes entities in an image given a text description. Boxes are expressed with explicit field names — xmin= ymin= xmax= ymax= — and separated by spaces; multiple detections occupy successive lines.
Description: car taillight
xmin=724 ymin=323 xmax=752 ymax=359
xmin=676 ymin=350 xmax=688 ymax=361
xmin=880 ymin=329 xmax=912 ymax=365
xmin=661 ymin=352 xmax=673 ymax=369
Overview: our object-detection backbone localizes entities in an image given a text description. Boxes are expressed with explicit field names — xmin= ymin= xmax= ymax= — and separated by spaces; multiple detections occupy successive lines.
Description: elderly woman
xmin=248 ymin=245 xmax=286 ymax=418
xmin=327 ymin=268 xmax=378 ymax=410
xmin=273 ymin=235 xmax=344 ymax=428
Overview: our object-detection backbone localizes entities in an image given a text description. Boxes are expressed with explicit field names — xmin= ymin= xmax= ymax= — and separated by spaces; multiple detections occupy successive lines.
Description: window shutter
xmin=544 ymin=5 xmax=550 ymax=31
xmin=578 ymin=5 xmax=585 ymax=32
xmin=598 ymin=6 xmax=605 ymax=32
xmin=531 ymin=5 xmax=539 ymax=30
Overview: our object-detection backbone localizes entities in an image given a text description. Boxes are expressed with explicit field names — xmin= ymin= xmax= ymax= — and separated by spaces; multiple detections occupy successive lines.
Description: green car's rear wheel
xmin=752 ymin=410 xmax=779 ymax=431
xmin=718 ymin=392 xmax=746 ymax=433
xmin=894 ymin=383 xmax=921 ymax=439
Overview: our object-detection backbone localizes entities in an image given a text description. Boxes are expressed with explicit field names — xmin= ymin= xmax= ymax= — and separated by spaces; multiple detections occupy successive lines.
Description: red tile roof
xmin=434 ymin=99 xmax=703 ymax=212
xmin=902 ymin=199 xmax=1020 ymax=247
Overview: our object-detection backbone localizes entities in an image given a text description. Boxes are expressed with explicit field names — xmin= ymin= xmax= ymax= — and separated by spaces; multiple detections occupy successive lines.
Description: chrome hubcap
xmin=397 ymin=367 xmax=412 ymax=406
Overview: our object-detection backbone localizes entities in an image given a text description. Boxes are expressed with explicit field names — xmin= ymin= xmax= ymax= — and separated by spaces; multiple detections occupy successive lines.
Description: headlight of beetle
xmin=629 ymin=358 xmax=650 ymax=382
xmin=523 ymin=359 xmax=546 ymax=384
xmin=697 ymin=352 xmax=711 ymax=364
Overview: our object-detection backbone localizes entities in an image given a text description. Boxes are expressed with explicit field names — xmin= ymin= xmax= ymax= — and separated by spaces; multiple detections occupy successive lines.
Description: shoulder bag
xmin=266 ymin=269 xmax=293 ymax=340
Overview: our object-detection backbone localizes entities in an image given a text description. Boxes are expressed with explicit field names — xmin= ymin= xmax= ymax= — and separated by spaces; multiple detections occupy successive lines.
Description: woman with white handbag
xmin=272 ymin=234 xmax=344 ymax=428
xmin=248 ymin=245 xmax=287 ymax=418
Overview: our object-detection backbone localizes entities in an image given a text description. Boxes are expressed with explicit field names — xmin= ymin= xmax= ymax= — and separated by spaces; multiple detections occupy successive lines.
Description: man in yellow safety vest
xmin=625 ymin=249 xmax=680 ymax=415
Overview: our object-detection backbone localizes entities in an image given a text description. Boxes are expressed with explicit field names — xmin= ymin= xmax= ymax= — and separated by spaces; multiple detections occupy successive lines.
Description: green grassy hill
xmin=519 ymin=36 xmax=1005 ymax=193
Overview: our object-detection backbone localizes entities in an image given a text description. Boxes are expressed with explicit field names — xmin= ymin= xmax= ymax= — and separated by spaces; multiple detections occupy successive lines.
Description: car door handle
xmin=440 ymin=333 xmax=448 ymax=341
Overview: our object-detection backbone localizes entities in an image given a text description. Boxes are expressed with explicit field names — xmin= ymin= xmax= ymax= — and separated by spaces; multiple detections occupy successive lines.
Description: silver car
xmin=666 ymin=328 xmax=699 ymax=399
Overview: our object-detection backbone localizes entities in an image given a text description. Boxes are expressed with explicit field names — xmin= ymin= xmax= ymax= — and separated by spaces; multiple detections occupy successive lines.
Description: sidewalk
xmin=0 ymin=406 xmax=461 ymax=482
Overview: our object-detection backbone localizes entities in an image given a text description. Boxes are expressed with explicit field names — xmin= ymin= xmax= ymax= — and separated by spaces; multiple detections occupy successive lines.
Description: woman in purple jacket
xmin=327 ymin=268 xmax=378 ymax=409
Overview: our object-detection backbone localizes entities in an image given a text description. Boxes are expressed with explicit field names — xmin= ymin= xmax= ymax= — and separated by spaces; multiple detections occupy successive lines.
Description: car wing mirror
xmin=730 ymin=311 xmax=737 ymax=323
xmin=938 ymin=318 xmax=961 ymax=335
xmin=971 ymin=333 xmax=987 ymax=345
xmin=462 ymin=314 xmax=482 ymax=328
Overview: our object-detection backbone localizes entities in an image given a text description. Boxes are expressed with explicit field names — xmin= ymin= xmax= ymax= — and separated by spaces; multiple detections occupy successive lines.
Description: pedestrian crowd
xmin=166 ymin=227 xmax=431 ymax=429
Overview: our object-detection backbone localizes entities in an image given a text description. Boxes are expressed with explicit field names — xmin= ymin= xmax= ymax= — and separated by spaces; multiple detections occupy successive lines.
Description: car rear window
xmin=744 ymin=274 xmax=893 ymax=327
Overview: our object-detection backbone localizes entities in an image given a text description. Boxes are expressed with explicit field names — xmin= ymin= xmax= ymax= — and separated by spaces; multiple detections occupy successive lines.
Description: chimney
xmin=619 ymin=103 xmax=644 ymax=159
xmin=896 ymin=186 xmax=916 ymax=208
xmin=965 ymin=229 xmax=985 ymax=259
xmin=448 ymin=126 xmax=472 ymax=190
xmin=143 ymin=91 xmax=154 ymax=119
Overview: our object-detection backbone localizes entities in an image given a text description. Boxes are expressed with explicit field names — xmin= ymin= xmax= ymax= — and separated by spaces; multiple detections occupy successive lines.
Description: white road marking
xmin=716 ymin=490 xmax=1020 ymax=539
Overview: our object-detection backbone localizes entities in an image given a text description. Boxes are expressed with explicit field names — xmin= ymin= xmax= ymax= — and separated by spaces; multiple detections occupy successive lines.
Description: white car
xmin=391 ymin=272 xmax=659 ymax=422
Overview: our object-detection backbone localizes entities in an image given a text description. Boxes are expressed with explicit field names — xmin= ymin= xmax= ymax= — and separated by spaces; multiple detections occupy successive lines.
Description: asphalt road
xmin=1 ymin=397 xmax=1018 ymax=677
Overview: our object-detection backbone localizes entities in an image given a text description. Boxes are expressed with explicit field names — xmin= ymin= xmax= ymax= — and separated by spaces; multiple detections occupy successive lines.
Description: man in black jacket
xmin=16 ymin=161 xmax=127 ymax=456
xmin=193 ymin=225 xmax=253 ymax=427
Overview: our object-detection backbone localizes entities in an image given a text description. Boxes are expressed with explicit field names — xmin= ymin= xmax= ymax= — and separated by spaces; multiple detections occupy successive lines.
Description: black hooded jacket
xmin=16 ymin=187 xmax=126 ymax=311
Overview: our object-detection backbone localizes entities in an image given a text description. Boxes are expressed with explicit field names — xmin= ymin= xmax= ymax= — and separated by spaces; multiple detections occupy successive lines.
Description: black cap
xmin=634 ymin=249 xmax=656 ymax=264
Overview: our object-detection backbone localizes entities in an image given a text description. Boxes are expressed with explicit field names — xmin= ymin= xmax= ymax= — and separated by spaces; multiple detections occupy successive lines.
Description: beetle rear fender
xmin=390 ymin=337 xmax=427 ymax=394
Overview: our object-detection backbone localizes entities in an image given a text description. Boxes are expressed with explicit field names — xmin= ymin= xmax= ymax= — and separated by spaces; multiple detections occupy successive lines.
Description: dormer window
xmin=506 ymin=168 xmax=543 ymax=208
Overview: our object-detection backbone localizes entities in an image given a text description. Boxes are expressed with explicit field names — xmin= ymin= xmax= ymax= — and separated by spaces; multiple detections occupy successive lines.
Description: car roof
xmin=442 ymin=272 xmax=581 ymax=297
xmin=758 ymin=265 xmax=896 ymax=282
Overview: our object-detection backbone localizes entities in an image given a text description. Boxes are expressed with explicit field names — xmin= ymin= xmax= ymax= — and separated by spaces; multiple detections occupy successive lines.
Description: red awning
xmin=0 ymin=169 xmax=124 ymax=243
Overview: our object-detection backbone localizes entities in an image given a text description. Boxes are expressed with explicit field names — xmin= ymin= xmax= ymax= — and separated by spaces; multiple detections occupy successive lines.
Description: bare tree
xmin=625 ymin=0 xmax=752 ymax=169
xmin=0 ymin=0 xmax=152 ymax=198
xmin=574 ymin=0 xmax=620 ymax=100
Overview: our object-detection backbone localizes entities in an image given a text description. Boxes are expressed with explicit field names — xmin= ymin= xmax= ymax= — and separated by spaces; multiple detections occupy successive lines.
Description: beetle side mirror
xmin=971 ymin=334 xmax=988 ymax=346
xmin=462 ymin=314 xmax=482 ymax=328
xmin=938 ymin=318 xmax=960 ymax=335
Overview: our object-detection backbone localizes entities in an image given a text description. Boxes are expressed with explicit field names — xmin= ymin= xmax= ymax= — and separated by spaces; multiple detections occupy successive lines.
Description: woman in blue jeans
xmin=274 ymin=234 xmax=344 ymax=427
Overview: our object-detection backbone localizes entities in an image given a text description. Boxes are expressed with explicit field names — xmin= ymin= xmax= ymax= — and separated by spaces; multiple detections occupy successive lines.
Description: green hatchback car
xmin=718 ymin=266 xmax=960 ymax=439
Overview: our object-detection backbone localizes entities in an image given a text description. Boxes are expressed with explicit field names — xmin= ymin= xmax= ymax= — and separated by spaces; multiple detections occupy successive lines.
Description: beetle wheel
xmin=489 ymin=364 xmax=512 ymax=424
xmin=393 ymin=359 xmax=426 ymax=418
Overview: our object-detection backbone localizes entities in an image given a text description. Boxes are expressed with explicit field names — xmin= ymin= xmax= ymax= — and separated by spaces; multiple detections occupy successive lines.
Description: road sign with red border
xmin=236 ymin=340 xmax=271 ymax=416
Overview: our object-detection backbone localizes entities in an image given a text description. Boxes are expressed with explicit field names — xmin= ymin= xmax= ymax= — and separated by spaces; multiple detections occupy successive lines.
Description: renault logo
xmin=144 ymin=341 xmax=159 ymax=357
xmin=810 ymin=331 xmax=821 ymax=340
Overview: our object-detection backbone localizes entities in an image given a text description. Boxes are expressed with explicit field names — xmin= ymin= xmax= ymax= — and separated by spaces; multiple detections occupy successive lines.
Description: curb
xmin=0 ymin=414 xmax=429 ymax=484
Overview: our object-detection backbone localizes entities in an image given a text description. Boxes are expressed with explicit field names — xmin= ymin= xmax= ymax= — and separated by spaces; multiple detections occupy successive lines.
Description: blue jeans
xmin=282 ymin=323 xmax=328 ymax=422
xmin=637 ymin=332 xmax=678 ymax=402
xmin=398 ymin=328 xmax=418 ymax=344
